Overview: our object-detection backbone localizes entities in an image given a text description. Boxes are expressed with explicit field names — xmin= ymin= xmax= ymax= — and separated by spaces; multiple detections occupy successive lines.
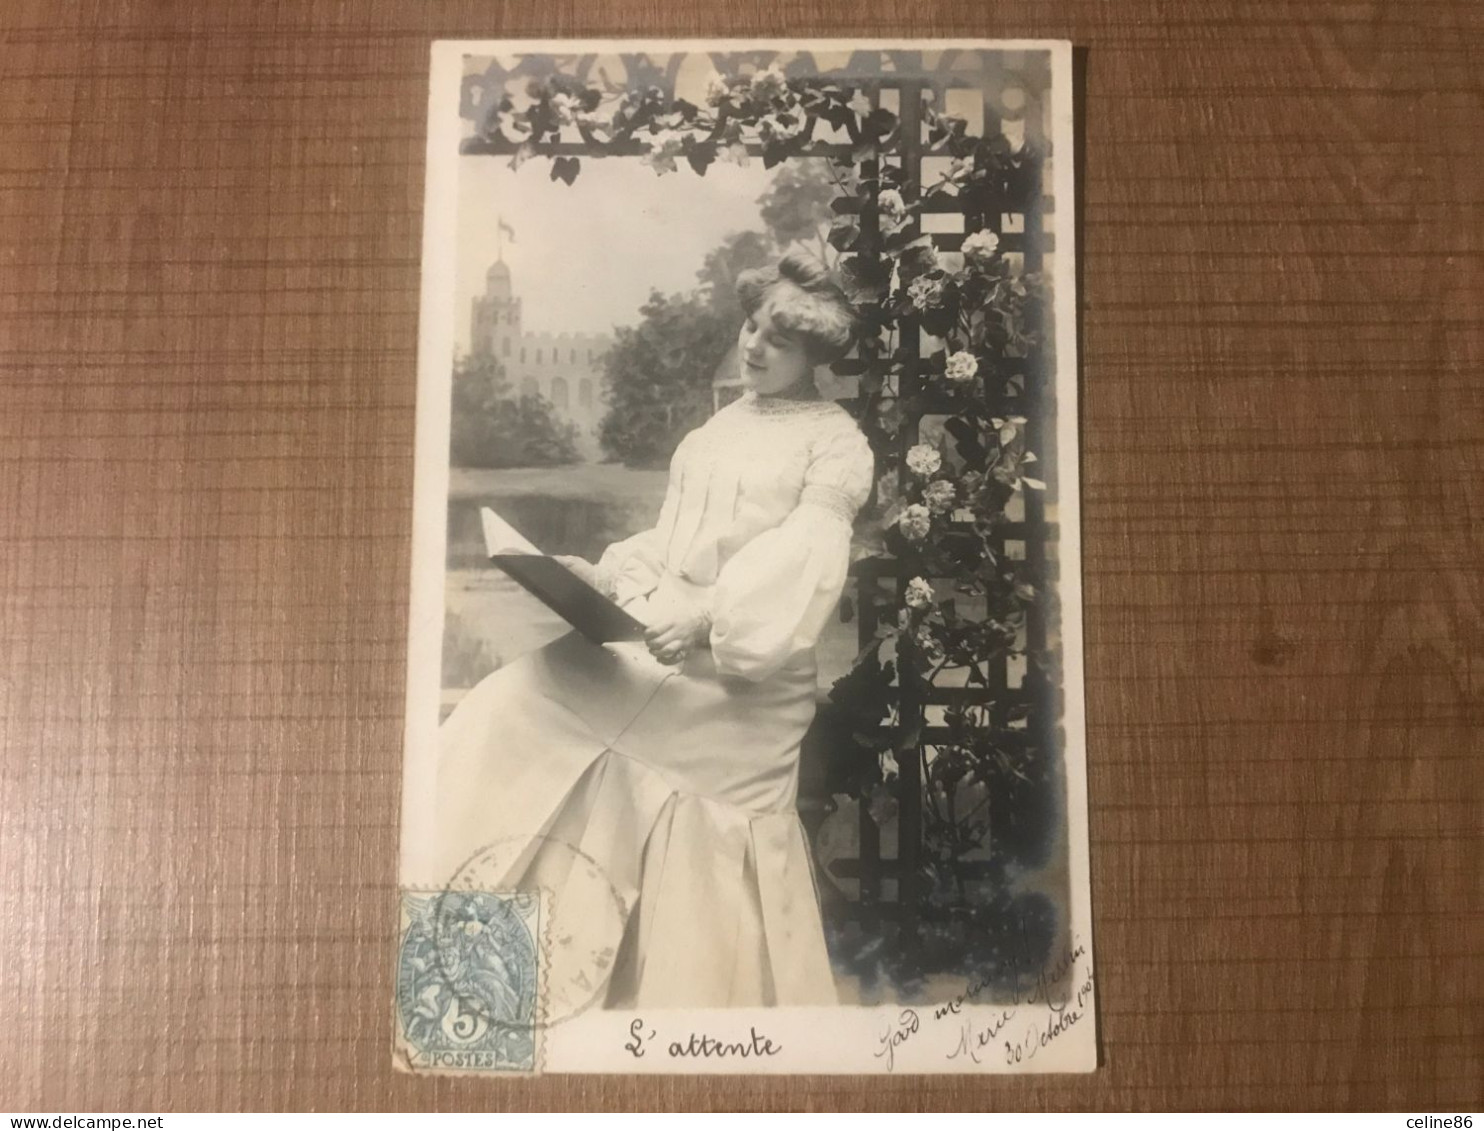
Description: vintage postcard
xmin=398 ymin=36 xmax=1093 ymax=1075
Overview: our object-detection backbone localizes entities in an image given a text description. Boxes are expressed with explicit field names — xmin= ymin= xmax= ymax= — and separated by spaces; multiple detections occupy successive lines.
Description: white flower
xmin=640 ymin=127 xmax=686 ymax=150
xmin=898 ymin=503 xmax=932 ymax=541
xmin=549 ymin=92 xmax=578 ymax=125
xmin=915 ymin=624 xmax=946 ymax=662
xmin=944 ymin=350 xmax=979 ymax=384
xmin=923 ymin=479 xmax=957 ymax=515
xmin=639 ymin=127 xmax=686 ymax=174
xmin=879 ymin=750 xmax=900 ymax=782
xmin=715 ymin=141 xmax=751 ymax=167
xmin=751 ymin=63 xmax=788 ymax=99
xmin=906 ymin=444 xmax=942 ymax=477
xmin=907 ymin=275 xmax=945 ymax=311
xmin=877 ymin=188 xmax=906 ymax=220
xmin=704 ymin=73 xmax=731 ymax=107
xmin=905 ymin=577 xmax=935 ymax=609
xmin=962 ymin=228 xmax=1001 ymax=265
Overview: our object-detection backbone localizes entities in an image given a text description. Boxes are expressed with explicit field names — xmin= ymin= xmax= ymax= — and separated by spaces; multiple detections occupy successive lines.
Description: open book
xmin=480 ymin=507 xmax=648 ymax=645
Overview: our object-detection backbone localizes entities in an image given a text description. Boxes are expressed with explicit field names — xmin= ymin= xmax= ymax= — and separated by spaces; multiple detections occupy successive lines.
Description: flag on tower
xmin=498 ymin=218 xmax=516 ymax=243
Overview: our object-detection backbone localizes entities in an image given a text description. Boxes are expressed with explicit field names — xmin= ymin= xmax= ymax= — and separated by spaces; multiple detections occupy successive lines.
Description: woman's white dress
xmin=411 ymin=390 xmax=876 ymax=1009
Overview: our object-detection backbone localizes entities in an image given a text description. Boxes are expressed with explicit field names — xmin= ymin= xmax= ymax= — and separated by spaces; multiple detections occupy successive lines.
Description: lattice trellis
xmin=807 ymin=73 xmax=1059 ymax=936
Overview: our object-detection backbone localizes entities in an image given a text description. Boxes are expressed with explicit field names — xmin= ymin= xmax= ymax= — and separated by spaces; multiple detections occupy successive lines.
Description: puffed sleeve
xmin=708 ymin=420 xmax=876 ymax=681
xmin=593 ymin=458 xmax=681 ymax=608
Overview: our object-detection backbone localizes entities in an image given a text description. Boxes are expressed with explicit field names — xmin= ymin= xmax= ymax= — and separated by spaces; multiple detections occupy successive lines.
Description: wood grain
xmin=1 ymin=0 xmax=1479 ymax=1112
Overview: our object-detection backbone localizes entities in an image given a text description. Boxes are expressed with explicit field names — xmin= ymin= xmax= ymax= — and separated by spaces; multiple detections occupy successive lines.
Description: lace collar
xmin=734 ymin=388 xmax=840 ymax=417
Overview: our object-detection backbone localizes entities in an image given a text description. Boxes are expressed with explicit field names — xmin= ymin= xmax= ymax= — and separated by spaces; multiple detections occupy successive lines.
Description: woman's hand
xmin=554 ymin=554 xmax=600 ymax=587
xmin=644 ymin=606 xmax=711 ymax=666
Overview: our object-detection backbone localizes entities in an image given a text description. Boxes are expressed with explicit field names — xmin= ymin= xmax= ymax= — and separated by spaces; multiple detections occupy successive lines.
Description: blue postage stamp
xmin=394 ymin=889 xmax=544 ymax=1074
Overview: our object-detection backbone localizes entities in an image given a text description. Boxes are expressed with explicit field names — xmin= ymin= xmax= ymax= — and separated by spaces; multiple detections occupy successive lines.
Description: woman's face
xmin=737 ymin=289 xmax=814 ymax=395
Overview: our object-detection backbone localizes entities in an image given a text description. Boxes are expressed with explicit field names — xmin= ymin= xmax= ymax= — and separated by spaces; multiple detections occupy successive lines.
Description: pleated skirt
xmin=409 ymin=629 xmax=838 ymax=1009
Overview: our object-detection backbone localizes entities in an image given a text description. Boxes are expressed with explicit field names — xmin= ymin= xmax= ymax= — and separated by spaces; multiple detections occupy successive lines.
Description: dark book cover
xmin=487 ymin=554 xmax=648 ymax=646
xmin=480 ymin=503 xmax=647 ymax=645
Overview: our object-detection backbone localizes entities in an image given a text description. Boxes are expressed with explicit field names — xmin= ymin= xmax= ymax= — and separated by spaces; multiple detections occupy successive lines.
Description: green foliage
xmin=449 ymin=353 xmax=579 ymax=469
xmin=597 ymin=290 xmax=734 ymax=469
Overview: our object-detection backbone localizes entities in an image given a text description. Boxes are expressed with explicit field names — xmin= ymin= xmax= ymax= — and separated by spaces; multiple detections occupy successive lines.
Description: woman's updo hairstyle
xmin=735 ymin=248 xmax=859 ymax=367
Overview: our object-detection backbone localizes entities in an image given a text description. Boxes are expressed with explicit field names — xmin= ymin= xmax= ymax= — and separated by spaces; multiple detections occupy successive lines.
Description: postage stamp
xmin=392 ymin=888 xmax=545 ymax=1074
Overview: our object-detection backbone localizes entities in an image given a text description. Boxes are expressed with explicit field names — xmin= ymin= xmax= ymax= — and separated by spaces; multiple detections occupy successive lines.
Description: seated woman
xmin=409 ymin=249 xmax=876 ymax=1009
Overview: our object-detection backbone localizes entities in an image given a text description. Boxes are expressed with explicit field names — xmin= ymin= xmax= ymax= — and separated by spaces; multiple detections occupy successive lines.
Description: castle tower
xmin=471 ymin=257 xmax=613 ymax=462
xmin=470 ymin=259 xmax=523 ymax=360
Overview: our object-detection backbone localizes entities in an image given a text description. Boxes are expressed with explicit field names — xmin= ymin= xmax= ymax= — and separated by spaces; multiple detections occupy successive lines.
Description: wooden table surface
xmin=2 ymin=1 xmax=1480 ymax=1113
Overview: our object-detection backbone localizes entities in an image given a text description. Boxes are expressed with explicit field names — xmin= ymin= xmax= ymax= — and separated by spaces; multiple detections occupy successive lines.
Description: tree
xmin=598 ymin=290 xmax=734 ymax=468
xmin=449 ymin=352 xmax=579 ymax=468
xmin=756 ymin=158 xmax=837 ymax=265
xmin=696 ymin=229 xmax=775 ymax=320
xmin=596 ymin=162 xmax=840 ymax=469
